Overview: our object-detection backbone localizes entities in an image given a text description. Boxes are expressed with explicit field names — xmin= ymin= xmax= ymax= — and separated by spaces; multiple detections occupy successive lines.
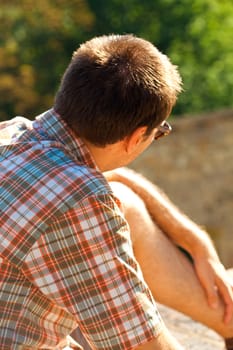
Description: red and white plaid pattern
xmin=0 ymin=109 xmax=162 ymax=349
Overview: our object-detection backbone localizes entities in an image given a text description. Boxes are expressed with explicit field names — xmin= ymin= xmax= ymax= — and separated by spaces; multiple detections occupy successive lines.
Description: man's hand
xmin=193 ymin=248 xmax=233 ymax=324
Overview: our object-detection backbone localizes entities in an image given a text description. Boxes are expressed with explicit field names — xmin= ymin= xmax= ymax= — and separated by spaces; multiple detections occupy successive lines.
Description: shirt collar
xmin=34 ymin=108 xmax=98 ymax=170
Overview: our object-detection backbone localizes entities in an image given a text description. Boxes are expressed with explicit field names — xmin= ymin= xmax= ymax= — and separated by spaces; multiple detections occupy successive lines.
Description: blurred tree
xmin=0 ymin=0 xmax=94 ymax=121
xmin=0 ymin=0 xmax=233 ymax=120
xmin=166 ymin=0 xmax=233 ymax=115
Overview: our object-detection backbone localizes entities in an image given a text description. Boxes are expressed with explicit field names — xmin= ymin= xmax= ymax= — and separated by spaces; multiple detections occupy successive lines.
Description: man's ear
xmin=124 ymin=126 xmax=147 ymax=154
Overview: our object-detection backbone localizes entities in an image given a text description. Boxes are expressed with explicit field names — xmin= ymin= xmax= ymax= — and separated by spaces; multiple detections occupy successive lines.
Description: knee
xmin=109 ymin=181 xmax=147 ymax=216
xmin=109 ymin=181 xmax=161 ymax=248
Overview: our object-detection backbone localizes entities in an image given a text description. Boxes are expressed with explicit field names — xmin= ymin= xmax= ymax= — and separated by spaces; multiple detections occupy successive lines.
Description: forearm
xmin=105 ymin=167 xmax=217 ymax=259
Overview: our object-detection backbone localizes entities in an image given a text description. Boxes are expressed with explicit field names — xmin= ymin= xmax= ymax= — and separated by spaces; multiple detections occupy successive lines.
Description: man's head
xmin=54 ymin=34 xmax=182 ymax=147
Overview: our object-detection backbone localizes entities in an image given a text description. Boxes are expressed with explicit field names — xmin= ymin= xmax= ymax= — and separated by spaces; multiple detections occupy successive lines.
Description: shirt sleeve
xmin=23 ymin=193 xmax=162 ymax=350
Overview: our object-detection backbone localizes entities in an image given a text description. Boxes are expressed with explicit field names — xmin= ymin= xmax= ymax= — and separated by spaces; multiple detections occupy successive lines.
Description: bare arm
xmin=105 ymin=167 xmax=216 ymax=253
xmin=104 ymin=167 xmax=233 ymax=324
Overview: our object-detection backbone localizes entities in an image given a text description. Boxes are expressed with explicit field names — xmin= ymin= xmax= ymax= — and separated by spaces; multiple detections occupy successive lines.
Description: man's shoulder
xmin=0 ymin=116 xmax=32 ymax=145
xmin=31 ymin=152 xmax=111 ymax=202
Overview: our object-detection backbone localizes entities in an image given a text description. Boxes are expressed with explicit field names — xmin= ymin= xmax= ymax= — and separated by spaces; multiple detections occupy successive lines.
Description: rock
xmin=158 ymin=304 xmax=224 ymax=349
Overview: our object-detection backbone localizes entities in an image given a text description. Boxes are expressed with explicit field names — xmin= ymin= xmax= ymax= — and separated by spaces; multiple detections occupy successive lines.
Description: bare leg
xmin=110 ymin=181 xmax=233 ymax=338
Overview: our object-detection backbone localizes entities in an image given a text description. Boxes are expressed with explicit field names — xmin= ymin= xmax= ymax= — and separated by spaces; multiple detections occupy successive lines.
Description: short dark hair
xmin=54 ymin=34 xmax=182 ymax=146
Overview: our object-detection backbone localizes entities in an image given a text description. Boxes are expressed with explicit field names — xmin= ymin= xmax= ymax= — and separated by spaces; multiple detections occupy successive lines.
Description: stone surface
xmin=130 ymin=109 xmax=233 ymax=267
xmin=158 ymin=304 xmax=225 ymax=349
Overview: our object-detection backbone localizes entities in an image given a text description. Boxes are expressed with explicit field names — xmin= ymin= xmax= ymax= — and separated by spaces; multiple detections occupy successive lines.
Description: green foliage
xmin=166 ymin=0 xmax=233 ymax=114
xmin=0 ymin=0 xmax=94 ymax=120
xmin=88 ymin=0 xmax=233 ymax=116
xmin=0 ymin=0 xmax=233 ymax=121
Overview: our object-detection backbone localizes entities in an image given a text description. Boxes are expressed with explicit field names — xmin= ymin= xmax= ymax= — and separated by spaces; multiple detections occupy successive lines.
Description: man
xmin=0 ymin=34 xmax=232 ymax=350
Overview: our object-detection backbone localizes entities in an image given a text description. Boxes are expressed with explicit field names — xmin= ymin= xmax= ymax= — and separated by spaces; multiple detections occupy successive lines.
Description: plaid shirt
xmin=0 ymin=109 xmax=162 ymax=350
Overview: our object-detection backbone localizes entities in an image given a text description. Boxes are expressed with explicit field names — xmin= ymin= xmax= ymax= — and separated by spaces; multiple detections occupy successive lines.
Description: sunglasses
xmin=154 ymin=121 xmax=172 ymax=140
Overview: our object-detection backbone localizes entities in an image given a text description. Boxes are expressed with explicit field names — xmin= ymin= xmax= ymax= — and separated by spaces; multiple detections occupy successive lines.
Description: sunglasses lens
xmin=154 ymin=122 xmax=172 ymax=140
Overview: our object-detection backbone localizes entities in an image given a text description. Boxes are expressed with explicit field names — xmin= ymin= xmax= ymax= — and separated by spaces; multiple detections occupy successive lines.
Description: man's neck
xmin=82 ymin=138 xmax=127 ymax=172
